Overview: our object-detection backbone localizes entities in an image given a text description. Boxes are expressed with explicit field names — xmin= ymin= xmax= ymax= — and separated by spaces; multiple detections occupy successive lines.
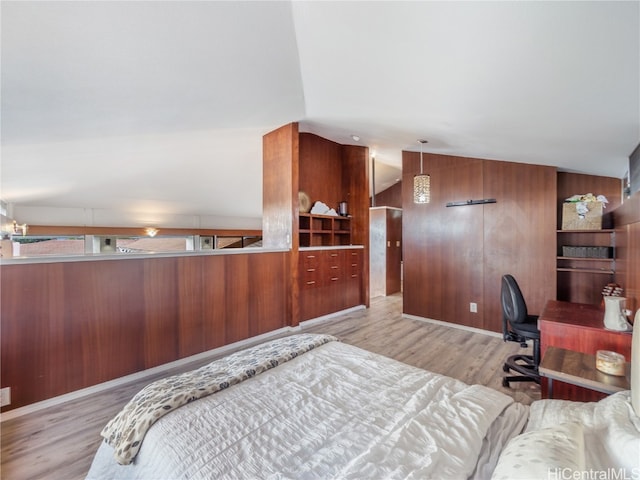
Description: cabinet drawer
xmin=347 ymin=250 xmax=361 ymax=279
xmin=299 ymin=252 xmax=321 ymax=289
xmin=300 ymin=269 xmax=319 ymax=288
xmin=300 ymin=252 xmax=320 ymax=270
xmin=323 ymin=250 xmax=344 ymax=282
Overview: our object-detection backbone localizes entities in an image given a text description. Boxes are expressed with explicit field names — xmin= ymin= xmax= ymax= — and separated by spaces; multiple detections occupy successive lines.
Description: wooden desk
xmin=539 ymin=299 xmax=632 ymax=401
xmin=539 ymin=346 xmax=630 ymax=398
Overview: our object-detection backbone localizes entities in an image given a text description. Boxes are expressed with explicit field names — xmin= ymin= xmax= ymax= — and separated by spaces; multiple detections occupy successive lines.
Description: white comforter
xmin=87 ymin=340 xmax=524 ymax=479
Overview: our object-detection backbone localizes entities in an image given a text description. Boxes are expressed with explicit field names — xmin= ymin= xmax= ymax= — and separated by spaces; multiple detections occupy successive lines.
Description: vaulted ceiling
xmin=1 ymin=1 xmax=638 ymax=229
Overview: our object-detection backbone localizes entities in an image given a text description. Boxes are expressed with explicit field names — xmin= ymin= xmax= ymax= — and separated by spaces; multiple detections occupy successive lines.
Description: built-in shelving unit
xmin=262 ymin=124 xmax=370 ymax=326
xmin=299 ymin=213 xmax=351 ymax=247
xmin=555 ymin=172 xmax=623 ymax=305
xmin=556 ymin=229 xmax=616 ymax=303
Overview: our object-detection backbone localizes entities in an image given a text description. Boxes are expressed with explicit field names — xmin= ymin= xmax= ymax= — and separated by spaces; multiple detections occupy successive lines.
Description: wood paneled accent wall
xmin=613 ymin=191 xmax=640 ymax=313
xmin=402 ymin=152 xmax=557 ymax=333
xmin=373 ymin=182 xmax=402 ymax=208
xmin=1 ymin=252 xmax=290 ymax=411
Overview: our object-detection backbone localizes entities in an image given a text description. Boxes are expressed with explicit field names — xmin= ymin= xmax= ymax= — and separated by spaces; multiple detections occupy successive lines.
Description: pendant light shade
xmin=413 ymin=140 xmax=430 ymax=204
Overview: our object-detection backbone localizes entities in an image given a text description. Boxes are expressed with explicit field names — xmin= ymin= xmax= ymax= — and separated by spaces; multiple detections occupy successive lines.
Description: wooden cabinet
xmin=539 ymin=300 xmax=632 ymax=401
xmin=556 ymin=229 xmax=616 ymax=304
xmin=299 ymin=213 xmax=351 ymax=247
xmin=298 ymin=248 xmax=363 ymax=321
xmin=263 ymin=124 xmax=370 ymax=326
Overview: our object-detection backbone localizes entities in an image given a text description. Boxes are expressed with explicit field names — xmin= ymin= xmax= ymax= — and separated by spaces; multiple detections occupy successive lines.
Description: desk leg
xmin=547 ymin=378 xmax=554 ymax=399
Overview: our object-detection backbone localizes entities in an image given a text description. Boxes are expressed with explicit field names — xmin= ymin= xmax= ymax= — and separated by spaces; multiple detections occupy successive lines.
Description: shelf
xmin=557 ymin=229 xmax=615 ymax=233
xmin=557 ymin=257 xmax=613 ymax=262
xmin=299 ymin=213 xmax=351 ymax=247
xmin=556 ymin=225 xmax=616 ymax=303
xmin=557 ymin=267 xmax=614 ymax=274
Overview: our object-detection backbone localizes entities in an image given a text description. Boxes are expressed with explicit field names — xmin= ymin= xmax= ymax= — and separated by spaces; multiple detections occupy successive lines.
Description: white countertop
xmin=0 ymin=247 xmax=290 ymax=265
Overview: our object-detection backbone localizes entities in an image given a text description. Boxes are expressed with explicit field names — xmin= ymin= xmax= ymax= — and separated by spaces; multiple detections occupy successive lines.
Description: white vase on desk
xmin=603 ymin=296 xmax=631 ymax=331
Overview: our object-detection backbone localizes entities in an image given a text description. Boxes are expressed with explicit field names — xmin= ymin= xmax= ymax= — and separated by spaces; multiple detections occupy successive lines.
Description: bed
xmin=86 ymin=320 xmax=640 ymax=480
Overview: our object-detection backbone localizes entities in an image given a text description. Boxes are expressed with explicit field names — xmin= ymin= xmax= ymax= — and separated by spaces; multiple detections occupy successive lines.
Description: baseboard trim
xmin=1 ymin=325 xmax=296 ymax=422
xmin=403 ymin=313 xmax=503 ymax=339
xmin=299 ymin=305 xmax=366 ymax=328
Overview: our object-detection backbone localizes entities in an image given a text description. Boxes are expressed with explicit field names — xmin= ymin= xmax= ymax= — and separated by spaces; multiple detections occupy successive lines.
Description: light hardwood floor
xmin=1 ymin=293 xmax=539 ymax=480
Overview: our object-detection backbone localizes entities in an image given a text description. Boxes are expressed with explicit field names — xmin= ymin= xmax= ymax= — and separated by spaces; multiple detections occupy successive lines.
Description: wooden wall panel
xmin=613 ymin=191 xmax=640 ymax=313
xmin=248 ymin=252 xmax=289 ymax=337
xmin=299 ymin=133 xmax=344 ymax=212
xmin=373 ymin=181 xmax=402 ymax=208
xmin=202 ymin=255 xmax=227 ymax=349
xmin=403 ymin=152 xmax=557 ymax=333
xmin=402 ymin=152 xmax=485 ymax=328
xmin=262 ymin=123 xmax=298 ymax=327
xmin=177 ymin=256 xmax=206 ymax=357
xmin=342 ymin=144 xmax=371 ymax=305
xmin=223 ymin=254 xmax=251 ymax=343
xmin=143 ymin=258 xmax=180 ymax=368
xmin=483 ymin=161 xmax=557 ymax=331
xmin=74 ymin=260 xmax=147 ymax=387
xmin=1 ymin=252 xmax=289 ymax=411
xmin=262 ymin=123 xmax=298 ymax=250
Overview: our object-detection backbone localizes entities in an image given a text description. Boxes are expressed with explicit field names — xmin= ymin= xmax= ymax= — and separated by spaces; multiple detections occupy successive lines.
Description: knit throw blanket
xmin=101 ymin=333 xmax=337 ymax=465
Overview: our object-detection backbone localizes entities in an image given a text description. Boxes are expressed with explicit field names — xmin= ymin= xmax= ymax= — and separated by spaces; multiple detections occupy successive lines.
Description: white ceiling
xmin=1 ymin=1 xmax=638 ymax=229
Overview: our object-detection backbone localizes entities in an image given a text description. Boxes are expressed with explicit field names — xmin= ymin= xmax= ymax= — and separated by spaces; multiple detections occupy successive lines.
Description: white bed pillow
xmin=491 ymin=422 xmax=584 ymax=480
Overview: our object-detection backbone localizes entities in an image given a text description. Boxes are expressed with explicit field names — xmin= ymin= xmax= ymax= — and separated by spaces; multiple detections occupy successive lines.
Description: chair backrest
xmin=501 ymin=274 xmax=529 ymax=326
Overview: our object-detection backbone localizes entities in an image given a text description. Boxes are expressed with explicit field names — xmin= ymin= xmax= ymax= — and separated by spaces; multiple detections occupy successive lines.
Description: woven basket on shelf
xmin=561 ymin=201 xmax=603 ymax=230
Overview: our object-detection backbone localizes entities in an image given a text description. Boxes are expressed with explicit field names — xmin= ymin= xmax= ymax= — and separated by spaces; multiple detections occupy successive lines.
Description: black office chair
xmin=501 ymin=274 xmax=541 ymax=387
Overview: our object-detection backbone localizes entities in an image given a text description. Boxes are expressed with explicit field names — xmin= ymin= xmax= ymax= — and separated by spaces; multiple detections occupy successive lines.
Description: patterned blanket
xmin=101 ymin=333 xmax=337 ymax=465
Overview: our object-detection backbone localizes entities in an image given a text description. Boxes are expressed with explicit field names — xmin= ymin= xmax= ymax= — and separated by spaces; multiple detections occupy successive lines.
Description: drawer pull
xmin=307 ymin=268 xmax=316 ymax=272
xmin=331 ymin=265 xmax=338 ymax=269
xmin=351 ymin=274 xmax=358 ymax=278
xmin=306 ymin=255 xmax=316 ymax=259
xmin=351 ymin=263 xmax=357 ymax=267
xmin=306 ymin=281 xmax=316 ymax=285
xmin=330 ymin=277 xmax=339 ymax=281
xmin=330 ymin=253 xmax=338 ymax=257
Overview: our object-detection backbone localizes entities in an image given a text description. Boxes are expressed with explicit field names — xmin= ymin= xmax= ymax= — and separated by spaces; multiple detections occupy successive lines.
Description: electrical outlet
xmin=470 ymin=302 xmax=478 ymax=313
xmin=1 ymin=387 xmax=11 ymax=407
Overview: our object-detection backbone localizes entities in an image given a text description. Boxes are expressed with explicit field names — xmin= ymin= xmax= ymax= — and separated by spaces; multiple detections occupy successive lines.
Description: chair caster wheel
xmin=502 ymin=378 xmax=510 ymax=388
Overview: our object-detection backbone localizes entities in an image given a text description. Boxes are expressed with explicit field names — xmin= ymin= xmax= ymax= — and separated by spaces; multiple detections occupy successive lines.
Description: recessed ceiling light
xmin=351 ymin=135 xmax=360 ymax=142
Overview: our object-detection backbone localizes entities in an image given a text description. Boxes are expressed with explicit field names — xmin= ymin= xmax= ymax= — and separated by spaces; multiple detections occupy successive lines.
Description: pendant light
xmin=413 ymin=140 xmax=430 ymax=204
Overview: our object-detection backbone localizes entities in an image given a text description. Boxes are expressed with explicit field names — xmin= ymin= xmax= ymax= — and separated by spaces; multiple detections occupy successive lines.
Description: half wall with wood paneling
xmin=1 ymin=251 xmax=290 ymax=411
xmin=402 ymin=152 xmax=557 ymax=333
